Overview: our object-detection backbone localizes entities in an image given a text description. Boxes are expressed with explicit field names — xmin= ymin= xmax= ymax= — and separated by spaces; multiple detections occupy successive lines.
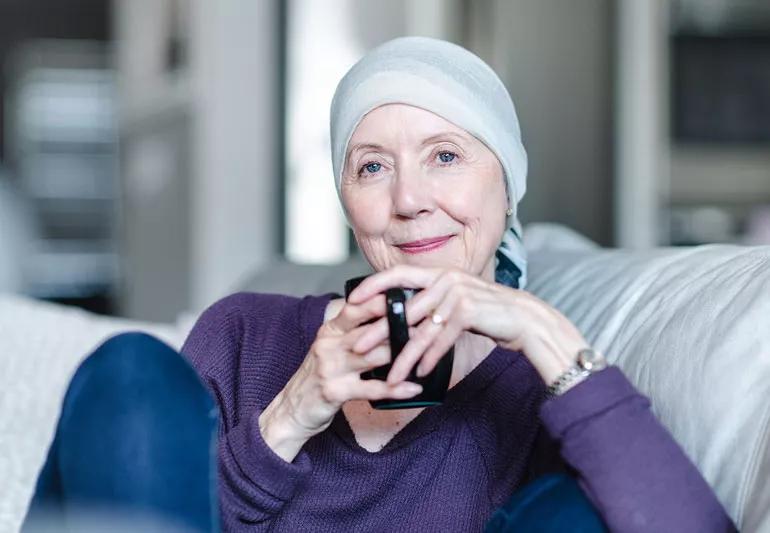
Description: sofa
xmin=2 ymin=235 xmax=768 ymax=531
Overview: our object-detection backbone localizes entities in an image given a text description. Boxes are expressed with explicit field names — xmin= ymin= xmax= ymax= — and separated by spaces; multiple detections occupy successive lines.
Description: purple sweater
xmin=181 ymin=292 xmax=734 ymax=532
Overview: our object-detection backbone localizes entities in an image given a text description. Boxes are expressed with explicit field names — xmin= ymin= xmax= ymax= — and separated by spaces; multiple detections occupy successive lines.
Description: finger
xmin=344 ymin=376 xmax=423 ymax=401
xmin=404 ymin=271 xmax=487 ymax=327
xmin=351 ymin=269 xmax=478 ymax=350
xmin=416 ymin=320 xmax=463 ymax=378
xmin=327 ymin=294 xmax=386 ymax=333
xmin=314 ymin=340 xmax=390 ymax=384
xmin=351 ymin=274 xmax=460 ymax=353
xmin=347 ymin=265 xmax=441 ymax=304
xmin=386 ymin=286 xmax=461 ymax=384
xmin=415 ymin=287 xmax=463 ymax=378
xmin=341 ymin=320 xmax=378 ymax=349
xmin=350 ymin=316 xmax=389 ymax=354
xmin=346 ymin=343 xmax=391 ymax=372
xmin=386 ymin=320 xmax=444 ymax=385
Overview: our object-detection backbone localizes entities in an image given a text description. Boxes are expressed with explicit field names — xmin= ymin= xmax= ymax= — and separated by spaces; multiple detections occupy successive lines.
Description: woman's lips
xmin=396 ymin=235 xmax=454 ymax=254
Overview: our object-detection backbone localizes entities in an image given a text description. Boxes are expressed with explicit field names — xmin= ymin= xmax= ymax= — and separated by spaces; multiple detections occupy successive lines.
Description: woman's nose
xmin=391 ymin=167 xmax=436 ymax=219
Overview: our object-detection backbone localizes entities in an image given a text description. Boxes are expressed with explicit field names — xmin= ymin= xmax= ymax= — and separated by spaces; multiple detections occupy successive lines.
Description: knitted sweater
xmin=181 ymin=292 xmax=733 ymax=532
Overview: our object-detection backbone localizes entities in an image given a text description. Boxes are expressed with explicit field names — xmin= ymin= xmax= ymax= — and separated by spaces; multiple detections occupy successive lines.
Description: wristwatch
xmin=546 ymin=347 xmax=608 ymax=397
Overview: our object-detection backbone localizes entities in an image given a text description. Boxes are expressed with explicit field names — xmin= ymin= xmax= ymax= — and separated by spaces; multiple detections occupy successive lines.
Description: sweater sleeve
xmin=539 ymin=366 xmax=736 ymax=533
xmin=217 ymin=408 xmax=312 ymax=529
xmin=181 ymin=293 xmax=316 ymax=531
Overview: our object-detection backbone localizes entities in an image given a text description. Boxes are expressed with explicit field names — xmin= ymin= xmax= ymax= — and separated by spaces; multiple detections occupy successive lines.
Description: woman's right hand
xmin=258 ymin=294 xmax=423 ymax=462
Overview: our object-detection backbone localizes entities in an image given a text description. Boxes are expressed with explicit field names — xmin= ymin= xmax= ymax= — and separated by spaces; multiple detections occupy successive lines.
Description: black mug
xmin=344 ymin=275 xmax=454 ymax=410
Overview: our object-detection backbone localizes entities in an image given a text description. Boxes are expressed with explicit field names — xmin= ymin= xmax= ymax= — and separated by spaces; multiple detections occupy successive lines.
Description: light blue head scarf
xmin=329 ymin=36 xmax=528 ymax=289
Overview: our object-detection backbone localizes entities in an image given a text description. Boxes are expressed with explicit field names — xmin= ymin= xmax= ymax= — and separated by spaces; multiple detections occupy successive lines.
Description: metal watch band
xmin=545 ymin=366 xmax=591 ymax=397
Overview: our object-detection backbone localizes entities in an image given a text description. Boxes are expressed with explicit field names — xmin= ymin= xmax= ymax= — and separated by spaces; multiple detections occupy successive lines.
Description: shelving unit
xmin=616 ymin=0 xmax=770 ymax=248
xmin=667 ymin=16 xmax=770 ymax=245
xmin=4 ymin=40 xmax=119 ymax=311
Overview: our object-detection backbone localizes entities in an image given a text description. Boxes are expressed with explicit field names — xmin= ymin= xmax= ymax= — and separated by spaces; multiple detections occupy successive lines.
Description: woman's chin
xmin=394 ymin=247 xmax=466 ymax=270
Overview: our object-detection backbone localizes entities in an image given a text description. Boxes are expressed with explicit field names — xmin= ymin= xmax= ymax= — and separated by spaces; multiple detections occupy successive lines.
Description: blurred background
xmin=0 ymin=0 xmax=769 ymax=322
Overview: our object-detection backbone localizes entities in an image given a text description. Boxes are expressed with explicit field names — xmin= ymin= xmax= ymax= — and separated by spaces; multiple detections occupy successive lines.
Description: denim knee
xmin=32 ymin=332 xmax=219 ymax=533
xmin=485 ymin=474 xmax=607 ymax=533
xmin=61 ymin=331 xmax=215 ymax=428
xmin=78 ymin=332 xmax=181 ymax=378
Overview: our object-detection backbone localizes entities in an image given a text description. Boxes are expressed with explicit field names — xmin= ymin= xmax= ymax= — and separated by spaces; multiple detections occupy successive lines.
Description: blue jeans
xmin=24 ymin=333 xmax=605 ymax=532
xmin=485 ymin=474 xmax=607 ymax=532
xmin=24 ymin=333 xmax=219 ymax=532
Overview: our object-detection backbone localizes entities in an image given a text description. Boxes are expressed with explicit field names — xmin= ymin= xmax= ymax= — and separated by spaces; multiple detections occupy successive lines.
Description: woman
xmin=27 ymin=37 xmax=733 ymax=532
xmin=182 ymin=36 xmax=732 ymax=531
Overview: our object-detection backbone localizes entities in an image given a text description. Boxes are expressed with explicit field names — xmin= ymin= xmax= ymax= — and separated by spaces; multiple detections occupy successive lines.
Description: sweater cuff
xmin=225 ymin=408 xmax=313 ymax=500
xmin=539 ymin=366 xmax=644 ymax=439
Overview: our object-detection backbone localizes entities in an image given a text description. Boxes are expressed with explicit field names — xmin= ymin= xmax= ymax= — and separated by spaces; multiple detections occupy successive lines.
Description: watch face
xmin=578 ymin=348 xmax=607 ymax=372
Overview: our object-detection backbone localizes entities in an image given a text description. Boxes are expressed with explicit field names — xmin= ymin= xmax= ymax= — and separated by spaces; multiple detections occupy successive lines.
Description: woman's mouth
xmin=396 ymin=235 xmax=454 ymax=254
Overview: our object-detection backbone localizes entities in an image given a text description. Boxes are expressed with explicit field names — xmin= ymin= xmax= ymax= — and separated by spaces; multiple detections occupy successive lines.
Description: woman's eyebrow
xmin=346 ymin=132 xmax=468 ymax=168
xmin=346 ymin=143 xmax=384 ymax=167
xmin=420 ymin=132 xmax=468 ymax=147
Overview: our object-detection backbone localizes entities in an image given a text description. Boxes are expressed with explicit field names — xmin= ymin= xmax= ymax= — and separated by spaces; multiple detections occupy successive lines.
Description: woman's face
xmin=341 ymin=104 xmax=508 ymax=280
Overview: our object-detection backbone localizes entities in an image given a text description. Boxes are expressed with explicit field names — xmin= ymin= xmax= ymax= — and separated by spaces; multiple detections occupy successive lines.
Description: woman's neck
xmin=449 ymin=331 xmax=496 ymax=388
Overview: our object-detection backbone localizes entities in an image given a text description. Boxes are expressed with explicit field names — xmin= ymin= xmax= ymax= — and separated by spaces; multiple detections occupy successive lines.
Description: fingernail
xmin=404 ymin=383 xmax=422 ymax=394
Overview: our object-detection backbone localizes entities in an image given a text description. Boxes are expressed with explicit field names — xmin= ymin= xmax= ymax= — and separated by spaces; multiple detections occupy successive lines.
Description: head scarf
xmin=329 ymin=36 xmax=528 ymax=289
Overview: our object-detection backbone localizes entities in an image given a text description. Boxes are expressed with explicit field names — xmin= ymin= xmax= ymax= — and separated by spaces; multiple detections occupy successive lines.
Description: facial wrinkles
xmin=342 ymin=104 xmax=508 ymax=276
xmin=349 ymin=118 xmax=475 ymax=180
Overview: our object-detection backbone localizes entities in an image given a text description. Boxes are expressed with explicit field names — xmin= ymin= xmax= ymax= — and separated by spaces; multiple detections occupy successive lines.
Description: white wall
xmin=189 ymin=0 xmax=280 ymax=312
xmin=470 ymin=0 xmax=615 ymax=245
xmin=115 ymin=0 xmax=281 ymax=320
xmin=615 ymin=0 xmax=670 ymax=248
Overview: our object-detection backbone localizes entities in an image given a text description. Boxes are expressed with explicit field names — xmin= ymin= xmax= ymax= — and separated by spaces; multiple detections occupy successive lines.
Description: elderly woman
xmin=26 ymin=37 xmax=733 ymax=533
xmin=183 ymin=36 xmax=733 ymax=531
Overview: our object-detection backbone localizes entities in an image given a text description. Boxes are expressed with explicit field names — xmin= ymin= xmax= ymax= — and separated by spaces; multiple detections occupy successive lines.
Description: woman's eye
xmin=360 ymin=161 xmax=382 ymax=175
xmin=437 ymin=151 xmax=457 ymax=164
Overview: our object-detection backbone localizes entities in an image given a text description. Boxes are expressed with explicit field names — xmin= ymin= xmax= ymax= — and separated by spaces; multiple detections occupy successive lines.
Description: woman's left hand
xmin=347 ymin=265 xmax=591 ymax=386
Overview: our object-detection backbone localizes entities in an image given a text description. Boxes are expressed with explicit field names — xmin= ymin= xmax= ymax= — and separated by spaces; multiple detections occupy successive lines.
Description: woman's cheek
xmin=355 ymin=235 xmax=396 ymax=272
xmin=344 ymin=187 xmax=386 ymax=230
xmin=350 ymin=203 xmax=390 ymax=236
xmin=440 ymin=187 xmax=485 ymax=225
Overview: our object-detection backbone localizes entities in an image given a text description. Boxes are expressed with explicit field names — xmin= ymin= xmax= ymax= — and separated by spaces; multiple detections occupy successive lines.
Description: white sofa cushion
xmin=526 ymin=244 xmax=770 ymax=531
